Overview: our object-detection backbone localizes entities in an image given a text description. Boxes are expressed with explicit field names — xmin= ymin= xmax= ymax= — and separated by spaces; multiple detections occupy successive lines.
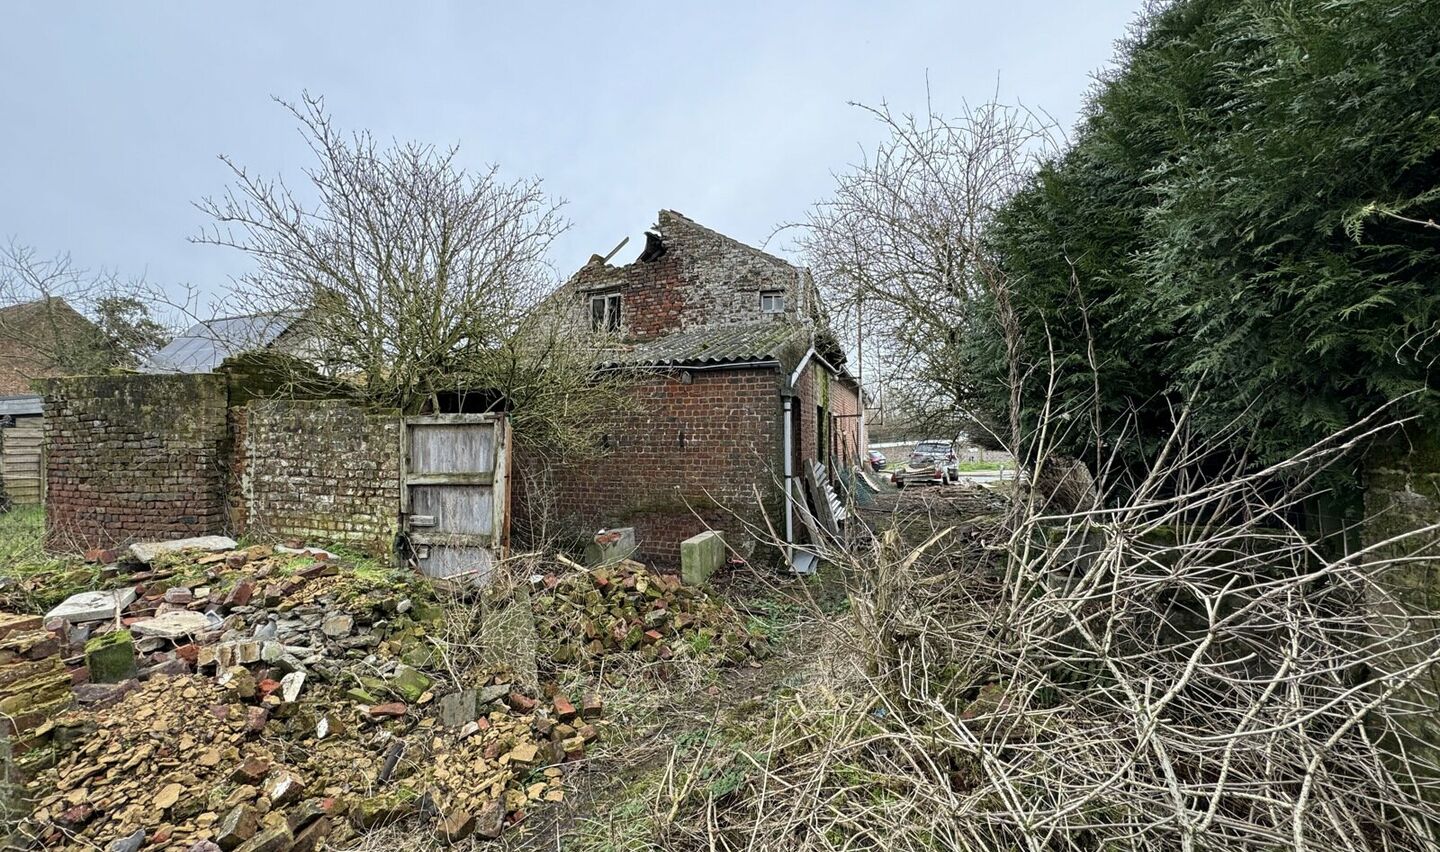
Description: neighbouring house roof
xmin=599 ymin=320 xmax=810 ymax=371
xmin=0 ymin=297 xmax=104 ymax=395
xmin=144 ymin=312 xmax=302 ymax=374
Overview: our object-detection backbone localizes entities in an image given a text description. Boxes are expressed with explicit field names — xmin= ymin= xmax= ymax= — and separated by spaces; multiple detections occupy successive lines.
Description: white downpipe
xmin=783 ymin=347 xmax=817 ymax=568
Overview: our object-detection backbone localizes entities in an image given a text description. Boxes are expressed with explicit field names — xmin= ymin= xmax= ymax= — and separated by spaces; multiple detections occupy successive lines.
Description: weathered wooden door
xmin=402 ymin=414 xmax=510 ymax=582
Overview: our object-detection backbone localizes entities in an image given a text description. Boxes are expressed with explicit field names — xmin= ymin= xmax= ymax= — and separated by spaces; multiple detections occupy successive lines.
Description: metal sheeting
xmin=0 ymin=395 xmax=43 ymax=417
xmin=144 ymin=313 xmax=300 ymax=374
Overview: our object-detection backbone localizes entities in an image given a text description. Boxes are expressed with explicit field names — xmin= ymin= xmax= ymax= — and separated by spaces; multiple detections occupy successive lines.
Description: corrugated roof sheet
xmin=143 ymin=313 xmax=299 ymax=374
xmin=601 ymin=321 xmax=808 ymax=370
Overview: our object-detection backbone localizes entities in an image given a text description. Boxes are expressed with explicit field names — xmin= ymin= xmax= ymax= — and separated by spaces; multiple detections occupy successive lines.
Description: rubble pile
xmin=527 ymin=561 xmax=770 ymax=670
xmin=9 ymin=538 xmax=612 ymax=850
xmin=1 ymin=613 xmax=73 ymax=779
xmin=38 ymin=542 xmax=444 ymax=706
xmin=16 ymin=671 xmax=607 ymax=850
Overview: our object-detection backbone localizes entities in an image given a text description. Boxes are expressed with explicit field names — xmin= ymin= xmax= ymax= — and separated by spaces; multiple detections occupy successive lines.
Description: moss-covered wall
xmin=39 ymin=374 xmax=229 ymax=549
xmin=240 ymin=399 xmax=401 ymax=558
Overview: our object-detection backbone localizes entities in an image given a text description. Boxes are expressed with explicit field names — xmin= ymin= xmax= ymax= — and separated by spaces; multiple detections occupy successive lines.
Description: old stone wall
xmin=40 ymin=374 xmax=229 ymax=549
xmin=240 ymin=399 xmax=401 ymax=559
xmin=515 ymin=367 xmax=784 ymax=566
xmin=565 ymin=210 xmax=814 ymax=342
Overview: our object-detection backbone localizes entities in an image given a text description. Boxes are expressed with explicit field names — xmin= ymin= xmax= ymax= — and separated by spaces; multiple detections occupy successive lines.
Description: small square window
xmin=589 ymin=292 xmax=621 ymax=332
xmin=759 ymin=290 xmax=785 ymax=314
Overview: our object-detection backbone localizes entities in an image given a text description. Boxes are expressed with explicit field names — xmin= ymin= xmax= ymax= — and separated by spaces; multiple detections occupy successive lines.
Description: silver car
xmin=890 ymin=439 xmax=960 ymax=487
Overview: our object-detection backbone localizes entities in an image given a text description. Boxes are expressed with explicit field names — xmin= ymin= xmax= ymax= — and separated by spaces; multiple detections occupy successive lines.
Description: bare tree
xmin=194 ymin=93 xmax=579 ymax=416
xmin=0 ymin=240 xmax=172 ymax=379
xmin=795 ymin=98 xmax=1058 ymax=452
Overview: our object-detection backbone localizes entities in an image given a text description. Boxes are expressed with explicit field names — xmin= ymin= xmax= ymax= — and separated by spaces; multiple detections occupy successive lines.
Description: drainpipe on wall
xmin=783 ymin=346 xmax=817 ymax=574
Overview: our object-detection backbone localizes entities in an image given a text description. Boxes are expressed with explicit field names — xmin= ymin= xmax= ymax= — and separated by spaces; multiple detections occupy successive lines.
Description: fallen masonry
xmin=1 ymin=539 xmax=621 ymax=850
xmin=1 ymin=535 xmax=775 ymax=850
xmin=520 ymin=558 xmax=772 ymax=671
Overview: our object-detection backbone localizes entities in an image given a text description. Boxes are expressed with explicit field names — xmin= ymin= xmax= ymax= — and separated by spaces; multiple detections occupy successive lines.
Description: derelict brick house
xmin=518 ymin=210 xmax=865 ymax=569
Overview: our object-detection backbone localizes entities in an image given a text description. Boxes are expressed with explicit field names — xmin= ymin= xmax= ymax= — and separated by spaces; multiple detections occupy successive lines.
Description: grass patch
xmin=955 ymin=460 xmax=1010 ymax=472
xmin=0 ymin=507 xmax=98 ymax=614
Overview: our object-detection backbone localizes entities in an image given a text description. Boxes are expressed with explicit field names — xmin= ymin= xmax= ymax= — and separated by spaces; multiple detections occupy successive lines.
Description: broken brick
xmin=552 ymin=694 xmax=577 ymax=721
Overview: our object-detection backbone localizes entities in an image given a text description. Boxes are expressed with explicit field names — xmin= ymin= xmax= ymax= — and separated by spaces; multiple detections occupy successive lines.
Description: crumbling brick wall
xmin=515 ymin=367 xmax=784 ymax=566
xmin=240 ymin=399 xmax=401 ymax=558
xmin=39 ymin=374 xmax=229 ymax=549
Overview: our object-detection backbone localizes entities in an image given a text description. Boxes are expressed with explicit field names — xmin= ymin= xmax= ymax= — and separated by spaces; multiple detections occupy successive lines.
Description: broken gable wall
xmin=567 ymin=210 xmax=813 ymax=342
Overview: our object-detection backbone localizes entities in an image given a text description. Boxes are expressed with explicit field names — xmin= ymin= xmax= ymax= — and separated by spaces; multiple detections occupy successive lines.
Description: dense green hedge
xmin=983 ymin=0 xmax=1440 ymax=478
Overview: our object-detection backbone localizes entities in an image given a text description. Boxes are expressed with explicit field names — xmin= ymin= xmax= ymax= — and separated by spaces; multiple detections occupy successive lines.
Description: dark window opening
xmin=590 ymin=292 xmax=621 ymax=332
xmin=428 ymin=389 xmax=507 ymax=414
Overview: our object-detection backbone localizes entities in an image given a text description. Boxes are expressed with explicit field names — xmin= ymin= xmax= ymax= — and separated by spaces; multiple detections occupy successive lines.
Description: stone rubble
xmin=523 ymin=559 xmax=771 ymax=671
xmin=5 ymin=539 xmax=613 ymax=851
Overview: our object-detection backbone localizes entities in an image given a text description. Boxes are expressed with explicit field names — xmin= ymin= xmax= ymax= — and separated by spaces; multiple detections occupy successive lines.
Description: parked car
xmin=866 ymin=449 xmax=888 ymax=472
xmin=890 ymin=439 xmax=960 ymax=488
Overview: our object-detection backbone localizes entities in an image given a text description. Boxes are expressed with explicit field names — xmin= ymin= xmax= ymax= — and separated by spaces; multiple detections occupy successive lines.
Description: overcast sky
xmin=1 ymin=2 xmax=1140 ymax=317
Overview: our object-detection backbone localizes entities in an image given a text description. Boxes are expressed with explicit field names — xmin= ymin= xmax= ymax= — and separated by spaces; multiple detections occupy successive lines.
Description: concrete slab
xmin=127 ymin=535 xmax=237 ymax=564
xmin=45 ymin=589 xmax=138 ymax=624
xmin=129 ymin=610 xmax=216 ymax=639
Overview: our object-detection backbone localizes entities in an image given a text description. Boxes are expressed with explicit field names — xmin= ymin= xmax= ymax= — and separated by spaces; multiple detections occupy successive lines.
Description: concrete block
xmin=45 ymin=588 xmax=138 ymax=624
xmin=129 ymin=610 xmax=216 ymax=640
xmin=84 ymin=630 xmax=137 ymax=683
xmin=680 ymin=531 xmax=726 ymax=586
xmin=583 ymin=527 xmax=637 ymax=567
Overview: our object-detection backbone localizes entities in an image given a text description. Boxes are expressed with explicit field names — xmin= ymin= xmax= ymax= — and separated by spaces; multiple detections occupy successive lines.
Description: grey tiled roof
xmin=144 ymin=313 xmax=300 ymax=374
xmin=601 ymin=321 xmax=808 ymax=370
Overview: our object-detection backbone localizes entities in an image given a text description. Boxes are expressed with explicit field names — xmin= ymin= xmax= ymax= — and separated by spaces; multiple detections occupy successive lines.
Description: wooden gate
xmin=402 ymin=414 xmax=510 ymax=582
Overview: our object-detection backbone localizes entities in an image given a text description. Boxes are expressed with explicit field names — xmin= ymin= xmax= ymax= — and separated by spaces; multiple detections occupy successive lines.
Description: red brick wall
xmin=829 ymin=377 xmax=864 ymax=465
xmin=514 ymin=367 xmax=784 ymax=566
xmin=40 ymin=374 xmax=230 ymax=550
xmin=791 ymin=362 xmax=864 ymax=469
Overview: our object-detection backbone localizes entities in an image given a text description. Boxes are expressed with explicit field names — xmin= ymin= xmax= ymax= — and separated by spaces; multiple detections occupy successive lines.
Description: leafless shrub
xmin=0 ymin=240 xmax=173 ymax=376
xmin=654 ymin=406 xmax=1440 ymax=852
